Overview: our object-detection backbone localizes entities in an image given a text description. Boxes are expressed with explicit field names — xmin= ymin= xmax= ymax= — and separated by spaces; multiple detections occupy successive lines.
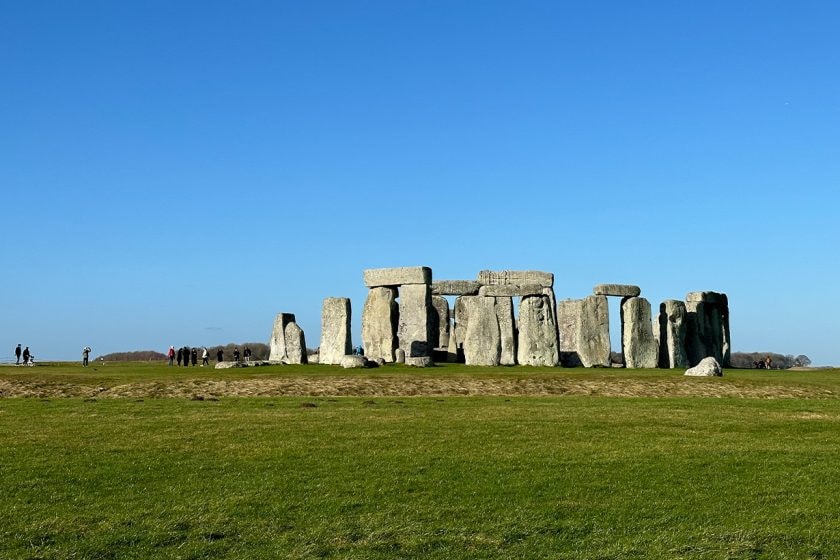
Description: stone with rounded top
xmin=364 ymin=266 xmax=432 ymax=287
xmin=684 ymin=356 xmax=723 ymax=376
xmin=621 ymin=296 xmax=658 ymax=368
xmin=340 ymin=355 xmax=367 ymax=369
xmin=593 ymin=284 xmax=641 ymax=297
xmin=362 ymin=287 xmax=398 ymax=363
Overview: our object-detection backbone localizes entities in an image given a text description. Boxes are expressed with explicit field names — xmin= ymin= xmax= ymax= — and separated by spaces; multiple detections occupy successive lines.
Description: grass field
xmin=2 ymin=363 xmax=840 ymax=559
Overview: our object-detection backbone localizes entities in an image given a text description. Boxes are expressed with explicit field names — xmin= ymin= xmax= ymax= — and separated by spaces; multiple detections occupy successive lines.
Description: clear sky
xmin=2 ymin=1 xmax=838 ymax=365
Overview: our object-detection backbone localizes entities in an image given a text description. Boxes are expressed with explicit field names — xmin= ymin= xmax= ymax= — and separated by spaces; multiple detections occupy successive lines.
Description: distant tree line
xmin=730 ymin=352 xmax=811 ymax=369
xmin=98 ymin=343 xmax=272 ymax=362
xmin=96 ymin=350 xmax=167 ymax=362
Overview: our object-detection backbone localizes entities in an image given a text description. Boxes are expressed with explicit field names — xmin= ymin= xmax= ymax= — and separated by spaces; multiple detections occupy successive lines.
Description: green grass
xmin=2 ymin=366 xmax=840 ymax=558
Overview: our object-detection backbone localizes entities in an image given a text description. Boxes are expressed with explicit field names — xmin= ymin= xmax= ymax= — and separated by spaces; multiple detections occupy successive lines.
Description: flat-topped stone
xmin=478 ymin=284 xmax=544 ymax=298
xmin=364 ymin=266 xmax=431 ymax=287
xmin=478 ymin=270 xmax=553 ymax=288
xmin=686 ymin=291 xmax=726 ymax=304
xmin=593 ymin=284 xmax=641 ymax=297
xmin=432 ymin=280 xmax=481 ymax=296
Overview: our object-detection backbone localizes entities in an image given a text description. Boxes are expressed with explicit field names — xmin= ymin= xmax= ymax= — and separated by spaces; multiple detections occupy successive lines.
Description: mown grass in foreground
xmin=2 ymin=396 xmax=840 ymax=559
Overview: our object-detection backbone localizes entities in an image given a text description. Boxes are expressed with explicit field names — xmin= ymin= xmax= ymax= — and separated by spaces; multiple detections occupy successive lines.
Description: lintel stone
xmin=478 ymin=284 xmax=543 ymax=298
xmin=432 ymin=280 xmax=481 ymax=296
xmin=478 ymin=270 xmax=553 ymax=288
xmin=364 ymin=266 xmax=432 ymax=287
xmin=593 ymin=284 xmax=641 ymax=297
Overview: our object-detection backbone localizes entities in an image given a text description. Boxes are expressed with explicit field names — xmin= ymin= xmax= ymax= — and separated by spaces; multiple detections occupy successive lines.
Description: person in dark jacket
xmin=176 ymin=347 xmax=183 ymax=366
xmin=22 ymin=346 xmax=31 ymax=365
xmin=216 ymin=348 xmax=224 ymax=362
xmin=15 ymin=344 xmax=21 ymax=365
xmin=233 ymin=347 xmax=240 ymax=362
xmin=190 ymin=347 xmax=197 ymax=366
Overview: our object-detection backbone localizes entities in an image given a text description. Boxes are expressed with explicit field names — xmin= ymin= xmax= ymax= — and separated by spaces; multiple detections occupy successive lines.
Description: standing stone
xmin=557 ymin=299 xmax=583 ymax=367
xmin=453 ymin=296 xmax=472 ymax=353
xmin=685 ymin=291 xmax=730 ymax=367
xmin=269 ymin=313 xmax=297 ymax=363
xmin=398 ymin=284 xmax=433 ymax=357
xmin=657 ymin=300 xmax=688 ymax=369
xmin=517 ymin=295 xmax=559 ymax=366
xmin=621 ymin=297 xmax=658 ymax=368
xmin=495 ymin=297 xmax=516 ymax=365
xmin=478 ymin=270 xmax=554 ymax=288
xmin=446 ymin=323 xmax=459 ymax=362
xmin=395 ymin=348 xmax=406 ymax=364
xmin=364 ymin=266 xmax=432 ymax=287
xmin=320 ymin=297 xmax=352 ymax=365
xmin=431 ymin=295 xmax=450 ymax=349
xmin=284 ymin=321 xmax=308 ymax=364
xmin=463 ymin=297 xmax=501 ymax=366
xmin=578 ymin=295 xmax=611 ymax=368
xmin=362 ymin=287 xmax=398 ymax=363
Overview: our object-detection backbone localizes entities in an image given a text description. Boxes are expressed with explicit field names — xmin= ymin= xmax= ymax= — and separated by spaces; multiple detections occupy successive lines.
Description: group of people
xmin=166 ymin=345 xmax=252 ymax=366
xmin=14 ymin=344 xmax=33 ymax=366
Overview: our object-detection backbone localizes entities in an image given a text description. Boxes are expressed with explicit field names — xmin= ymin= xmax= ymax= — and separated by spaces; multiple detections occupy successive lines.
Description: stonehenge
xmin=270 ymin=265 xmax=730 ymax=370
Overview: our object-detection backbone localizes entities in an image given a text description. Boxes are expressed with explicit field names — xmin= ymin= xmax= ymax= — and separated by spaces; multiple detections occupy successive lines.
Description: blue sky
xmin=2 ymin=1 xmax=838 ymax=364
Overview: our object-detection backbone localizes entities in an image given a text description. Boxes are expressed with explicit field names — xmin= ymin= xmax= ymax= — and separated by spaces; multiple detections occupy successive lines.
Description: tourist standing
xmin=201 ymin=346 xmax=209 ymax=366
xmin=22 ymin=346 xmax=31 ymax=365
xmin=15 ymin=344 xmax=21 ymax=365
xmin=168 ymin=346 xmax=175 ymax=366
xmin=190 ymin=347 xmax=197 ymax=366
xmin=233 ymin=347 xmax=240 ymax=362
xmin=216 ymin=348 xmax=223 ymax=362
xmin=82 ymin=346 xmax=91 ymax=367
xmin=176 ymin=347 xmax=183 ymax=366
xmin=243 ymin=346 xmax=251 ymax=363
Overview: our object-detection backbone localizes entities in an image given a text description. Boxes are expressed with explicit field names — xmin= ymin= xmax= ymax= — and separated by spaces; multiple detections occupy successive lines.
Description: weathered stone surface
xmin=621 ymin=297 xmax=658 ymax=368
xmin=268 ymin=313 xmax=296 ymax=362
xmin=432 ymin=280 xmax=481 ymax=296
xmin=362 ymin=287 xmax=398 ymax=363
xmin=478 ymin=270 xmax=554 ymax=288
xmin=517 ymin=295 xmax=559 ymax=366
xmin=495 ymin=297 xmax=516 ymax=365
xmin=578 ymin=295 xmax=611 ymax=368
xmin=395 ymin=348 xmax=406 ymax=363
xmin=430 ymin=295 xmax=450 ymax=349
xmin=557 ymin=299 xmax=583 ymax=367
xmin=283 ymin=321 xmax=308 ymax=365
xmin=446 ymin=316 xmax=460 ymax=362
xmin=464 ymin=297 xmax=501 ymax=366
xmin=340 ymin=355 xmax=367 ymax=369
xmin=398 ymin=283 xmax=433 ymax=357
xmin=308 ymin=353 xmax=320 ymax=364
xmin=593 ymin=284 xmax=641 ymax=297
xmin=478 ymin=284 xmax=543 ymax=298
xmin=364 ymin=266 xmax=431 ymax=287
xmin=405 ymin=356 xmax=434 ymax=367
xmin=215 ymin=361 xmax=244 ymax=369
xmin=684 ymin=356 xmax=723 ymax=376
xmin=657 ymin=300 xmax=687 ymax=369
xmin=685 ymin=291 xmax=730 ymax=367
xmin=319 ymin=298 xmax=352 ymax=365
xmin=453 ymin=296 xmax=472 ymax=353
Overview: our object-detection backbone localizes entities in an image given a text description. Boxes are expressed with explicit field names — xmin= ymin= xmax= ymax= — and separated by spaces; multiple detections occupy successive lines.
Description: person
xmin=243 ymin=346 xmax=251 ymax=363
xmin=22 ymin=346 xmax=31 ymax=366
xmin=233 ymin=347 xmax=240 ymax=362
xmin=216 ymin=348 xmax=223 ymax=362
xmin=168 ymin=346 xmax=175 ymax=366
xmin=15 ymin=344 xmax=21 ymax=365
xmin=190 ymin=347 xmax=197 ymax=366
xmin=82 ymin=346 xmax=91 ymax=367
xmin=201 ymin=346 xmax=208 ymax=366
xmin=765 ymin=356 xmax=772 ymax=370
xmin=176 ymin=347 xmax=183 ymax=366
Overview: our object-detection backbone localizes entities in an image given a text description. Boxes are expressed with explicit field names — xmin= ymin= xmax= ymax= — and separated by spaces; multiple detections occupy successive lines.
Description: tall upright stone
xmin=621 ymin=297 xmax=658 ymax=368
xmin=320 ymin=297 xmax=352 ymax=365
xmin=398 ymin=283 xmax=433 ymax=357
xmin=495 ymin=297 xmax=516 ymax=365
xmin=685 ymin=291 xmax=730 ymax=367
xmin=430 ymin=295 xmax=450 ymax=349
xmin=453 ymin=296 xmax=472 ymax=353
xmin=557 ymin=299 xmax=583 ymax=367
xmin=517 ymin=294 xmax=559 ymax=366
xmin=284 ymin=321 xmax=308 ymax=364
xmin=578 ymin=295 xmax=610 ymax=368
xmin=658 ymin=300 xmax=688 ymax=369
xmin=362 ymin=287 xmax=398 ymax=362
xmin=463 ymin=297 xmax=501 ymax=366
xmin=269 ymin=313 xmax=297 ymax=363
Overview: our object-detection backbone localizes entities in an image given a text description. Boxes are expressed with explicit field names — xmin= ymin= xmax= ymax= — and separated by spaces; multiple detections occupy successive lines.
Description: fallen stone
xmin=340 ymin=355 xmax=367 ymax=369
xmin=478 ymin=270 xmax=554 ymax=288
xmin=215 ymin=361 xmax=243 ymax=369
xmin=578 ymin=295 xmax=611 ymax=368
xmin=432 ymin=280 xmax=481 ymax=296
xmin=364 ymin=266 xmax=432 ymax=287
xmin=621 ymin=297 xmax=658 ymax=368
xmin=320 ymin=297 xmax=352 ymax=365
xmin=684 ymin=356 xmax=723 ymax=376
xmin=464 ymin=297 xmax=501 ymax=366
xmin=517 ymin=294 xmax=559 ymax=367
xmin=405 ymin=356 xmax=434 ymax=367
xmin=593 ymin=284 xmax=641 ymax=297
xmin=362 ymin=287 xmax=399 ymax=363
xmin=478 ymin=284 xmax=544 ymax=298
